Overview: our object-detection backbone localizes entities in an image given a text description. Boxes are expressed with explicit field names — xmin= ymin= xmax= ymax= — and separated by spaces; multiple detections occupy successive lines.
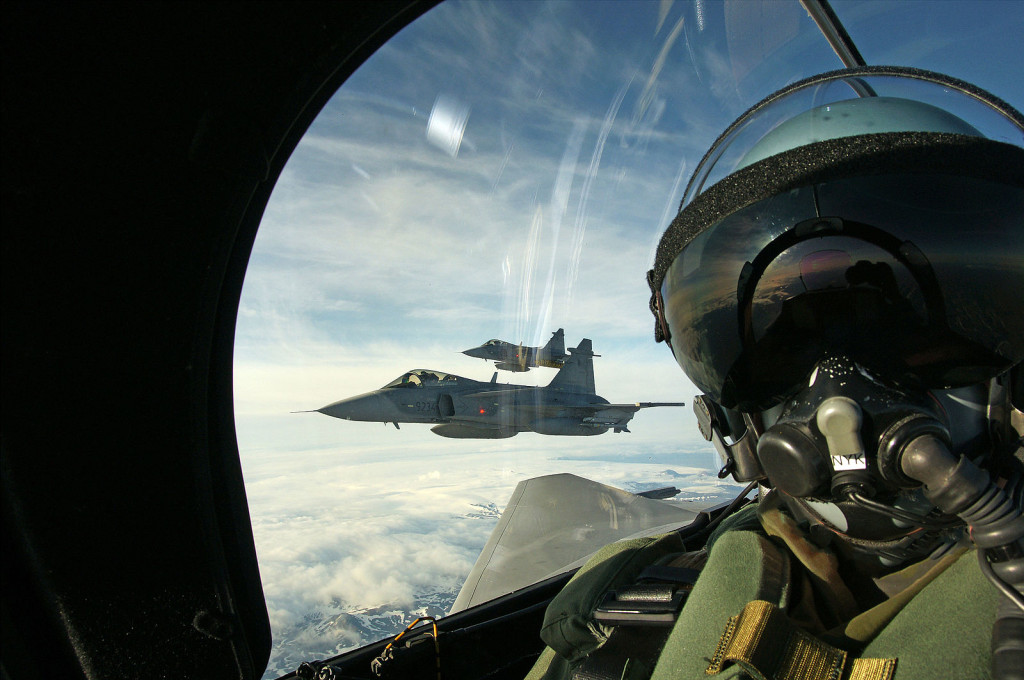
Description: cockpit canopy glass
xmin=232 ymin=2 xmax=1024 ymax=678
xmin=383 ymin=370 xmax=458 ymax=388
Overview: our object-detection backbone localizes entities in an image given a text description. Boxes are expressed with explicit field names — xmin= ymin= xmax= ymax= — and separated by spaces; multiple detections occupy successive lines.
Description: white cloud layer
xmin=245 ymin=435 xmax=734 ymax=678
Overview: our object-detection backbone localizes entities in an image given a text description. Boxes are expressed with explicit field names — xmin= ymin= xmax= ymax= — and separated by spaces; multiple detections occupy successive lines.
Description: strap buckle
xmin=593 ymin=565 xmax=699 ymax=626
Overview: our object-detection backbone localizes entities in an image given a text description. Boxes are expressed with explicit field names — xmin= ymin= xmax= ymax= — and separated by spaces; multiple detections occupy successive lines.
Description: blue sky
xmin=231 ymin=1 xmax=1024 ymax=675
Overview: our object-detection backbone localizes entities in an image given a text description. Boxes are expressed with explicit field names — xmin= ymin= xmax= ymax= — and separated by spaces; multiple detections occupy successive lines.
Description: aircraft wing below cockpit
xmin=449 ymin=473 xmax=717 ymax=613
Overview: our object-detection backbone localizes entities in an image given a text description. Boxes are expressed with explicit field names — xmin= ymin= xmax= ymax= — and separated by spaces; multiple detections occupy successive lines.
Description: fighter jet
xmin=317 ymin=340 xmax=683 ymax=438
xmin=462 ymin=328 xmax=570 ymax=372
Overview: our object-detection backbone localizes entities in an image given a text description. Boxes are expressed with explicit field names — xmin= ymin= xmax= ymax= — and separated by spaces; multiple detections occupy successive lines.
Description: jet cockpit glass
xmin=232 ymin=2 xmax=1024 ymax=676
xmin=383 ymin=370 xmax=456 ymax=388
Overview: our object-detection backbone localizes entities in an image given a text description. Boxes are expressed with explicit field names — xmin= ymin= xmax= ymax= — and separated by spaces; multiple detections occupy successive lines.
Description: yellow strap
xmin=846 ymin=658 xmax=900 ymax=680
xmin=706 ymin=600 xmax=896 ymax=680
xmin=374 ymin=616 xmax=441 ymax=680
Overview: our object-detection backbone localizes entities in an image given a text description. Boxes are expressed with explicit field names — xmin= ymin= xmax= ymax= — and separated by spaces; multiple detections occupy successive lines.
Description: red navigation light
xmin=479 ymin=407 xmax=486 ymax=414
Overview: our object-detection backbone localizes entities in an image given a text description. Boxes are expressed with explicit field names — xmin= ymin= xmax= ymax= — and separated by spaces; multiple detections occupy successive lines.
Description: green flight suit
xmin=527 ymin=491 xmax=997 ymax=680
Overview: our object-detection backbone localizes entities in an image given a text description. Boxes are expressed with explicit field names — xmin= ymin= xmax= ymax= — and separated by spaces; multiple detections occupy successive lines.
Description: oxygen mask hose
xmin=899 ymin=434 xmax=1024 ymax=680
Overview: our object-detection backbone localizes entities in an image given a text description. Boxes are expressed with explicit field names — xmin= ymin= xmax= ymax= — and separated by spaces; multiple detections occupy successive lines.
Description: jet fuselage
xmin=317 ymin=370 xmax=613 ymax=436
xmin=316 ymin=339 xmax=682 ymax=438
xmin=462 ymin=328 xmax=568 ymax=372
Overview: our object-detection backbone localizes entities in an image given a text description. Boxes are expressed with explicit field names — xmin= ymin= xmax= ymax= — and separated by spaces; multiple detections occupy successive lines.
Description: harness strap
xmin=706 ymin=600 xmax=897 ymax=680
xmin=570 ymin=625 xmax=673 ymax=680
xmin=595 ymin=565 xmax=701 ymax=625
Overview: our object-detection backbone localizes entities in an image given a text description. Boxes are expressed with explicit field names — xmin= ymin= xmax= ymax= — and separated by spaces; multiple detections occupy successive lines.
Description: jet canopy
xmin=382 ymin=369 xmax=459 ymax=388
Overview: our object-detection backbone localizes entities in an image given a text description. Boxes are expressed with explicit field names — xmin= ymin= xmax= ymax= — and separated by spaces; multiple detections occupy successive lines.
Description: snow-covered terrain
xmin=242 ymin=438 xmax=735 ymax=679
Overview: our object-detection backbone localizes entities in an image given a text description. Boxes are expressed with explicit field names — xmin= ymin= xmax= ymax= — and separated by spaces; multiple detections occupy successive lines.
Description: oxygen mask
xmin=756 ymin=355 xmax=974 ymax=558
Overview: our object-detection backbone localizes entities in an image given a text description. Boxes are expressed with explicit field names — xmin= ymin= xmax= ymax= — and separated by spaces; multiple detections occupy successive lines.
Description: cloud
xmin=235 ymin=4 xmax=712 ymax=368
xmin=234 ymin=2 xmax=1024 ymax=677
xmin=245 ymin=434 xmax=733 ymax=677
xmin=235 ymin=3 xmax=739 ymax=677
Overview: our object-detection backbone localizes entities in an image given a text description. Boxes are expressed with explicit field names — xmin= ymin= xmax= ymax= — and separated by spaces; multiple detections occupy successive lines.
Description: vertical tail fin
xmin=541 ymin=328 xmax=566 ymax=359
xmin=546 ymin=339 xmax=596 ymax=394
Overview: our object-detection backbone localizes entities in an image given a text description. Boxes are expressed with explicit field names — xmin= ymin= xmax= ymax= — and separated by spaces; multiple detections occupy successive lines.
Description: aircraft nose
xmin=317 ymin=393 xmax=390 ymax=421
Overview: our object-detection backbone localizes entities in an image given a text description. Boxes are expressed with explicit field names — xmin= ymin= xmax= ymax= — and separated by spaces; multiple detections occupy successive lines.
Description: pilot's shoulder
xmin=706 ymin=503 xmax=764 ymax=551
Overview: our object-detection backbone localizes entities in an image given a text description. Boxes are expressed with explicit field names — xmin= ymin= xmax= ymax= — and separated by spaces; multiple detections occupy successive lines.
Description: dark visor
xmin=658 ymin=171 xmax=1024 ymax=411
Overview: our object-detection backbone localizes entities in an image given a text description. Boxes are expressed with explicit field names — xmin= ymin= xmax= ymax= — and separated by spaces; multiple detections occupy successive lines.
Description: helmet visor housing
xmin=651 ymin=68 xmax=1024 ymax=412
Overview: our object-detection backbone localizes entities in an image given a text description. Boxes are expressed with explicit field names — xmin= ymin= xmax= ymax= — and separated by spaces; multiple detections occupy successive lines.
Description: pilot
xmin=526 ymin=67 xmax=1024 ymax=680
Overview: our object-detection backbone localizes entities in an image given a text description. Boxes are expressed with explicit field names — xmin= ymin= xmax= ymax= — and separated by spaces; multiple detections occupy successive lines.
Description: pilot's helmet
xmin=647 ymin=67 xmax=1024 ymax=566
